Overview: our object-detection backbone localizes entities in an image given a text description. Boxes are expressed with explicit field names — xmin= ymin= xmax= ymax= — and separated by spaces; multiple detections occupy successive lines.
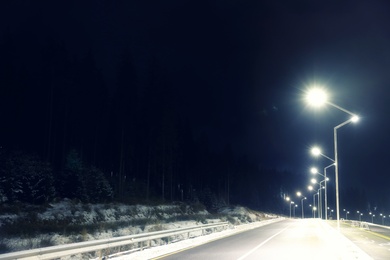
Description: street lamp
xmin=380 ymin=214 xmax=385 ymax=225
xmin=343 ymin=209 xmax=349 ymax=220
xmin=301 ymin=197 xmax=306 ymax=219
xmin=314 ymin=192 xmax=320 ymax=218
xmin=293 ymin=204 xmax=298 ymax=218
xmin=319 ymin=179 xmax=328 ymax=219
xmin=290 ymin=201 xmax=294 ymax=218
xmin=309 ymin=179 xmax=325 ymax=219
xmin=369 ymin=212 xmax=375 ymax=223
xmin=313 ymin=206 xmax=317 ymax=218
xmin=308 ymin=186 xmax=316 ymax=218
xmin=306 ymin=87 xmax=359 ymax=230
xmin=357 ymin=211 xmax=360 ymax=221
xmin=311 ymin=147 xmax=336 ymax=221
xmin=296 ymin=191 xmax=306 ymax=219
xmin=285 ymin=197 xmax=291 ymax=218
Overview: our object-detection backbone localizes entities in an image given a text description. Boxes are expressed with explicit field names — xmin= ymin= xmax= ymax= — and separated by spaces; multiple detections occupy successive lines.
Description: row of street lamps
xmin=284 ymin=87 xmax=359 ymax=230
xmin=305 ymin=87 xmax=359 ymax=230
xmin=285 ymin=192 xmax=306 ymax=219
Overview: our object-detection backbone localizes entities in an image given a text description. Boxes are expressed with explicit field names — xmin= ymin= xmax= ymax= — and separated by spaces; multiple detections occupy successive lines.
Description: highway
xmin=154 ymin=219 xmax=371 ymax=260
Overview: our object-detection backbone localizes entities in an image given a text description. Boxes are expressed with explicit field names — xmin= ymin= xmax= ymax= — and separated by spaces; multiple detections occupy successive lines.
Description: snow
xmin=0 ymin=200 xmax=275 ymax=256
xmin=0 ymin=201 xmax=372 ymax=259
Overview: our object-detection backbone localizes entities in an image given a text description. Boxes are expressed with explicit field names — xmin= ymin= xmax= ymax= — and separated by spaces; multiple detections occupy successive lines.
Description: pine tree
xmin=1 ymin=151 xmax=56 ymax=204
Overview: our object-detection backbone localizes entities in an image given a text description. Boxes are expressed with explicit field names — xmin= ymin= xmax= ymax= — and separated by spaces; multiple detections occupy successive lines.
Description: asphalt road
xmin=154 ymin=219 xmax=371 ymax=260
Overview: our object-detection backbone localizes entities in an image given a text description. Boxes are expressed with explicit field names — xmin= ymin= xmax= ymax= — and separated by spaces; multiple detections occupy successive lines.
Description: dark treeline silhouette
xmin=0 ymin=31 xmax=302 ymax=212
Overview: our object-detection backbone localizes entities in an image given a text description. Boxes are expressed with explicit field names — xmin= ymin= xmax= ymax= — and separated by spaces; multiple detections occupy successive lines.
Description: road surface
xmin=154 ymin=219 xmax=371 ymax=260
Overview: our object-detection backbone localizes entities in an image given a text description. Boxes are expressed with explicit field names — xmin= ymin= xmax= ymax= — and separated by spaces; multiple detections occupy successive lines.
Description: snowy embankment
xmin=0 ymin=199 xmax=279 ymax=256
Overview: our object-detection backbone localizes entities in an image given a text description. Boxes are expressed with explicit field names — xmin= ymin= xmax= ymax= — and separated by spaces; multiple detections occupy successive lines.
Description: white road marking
xmin=237 ymin=225 xmax=290 ymax=260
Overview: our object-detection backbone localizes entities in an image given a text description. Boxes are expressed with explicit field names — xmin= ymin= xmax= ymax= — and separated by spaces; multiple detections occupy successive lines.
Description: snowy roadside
xmin=0 ymin=200 xmax=278 ymax=256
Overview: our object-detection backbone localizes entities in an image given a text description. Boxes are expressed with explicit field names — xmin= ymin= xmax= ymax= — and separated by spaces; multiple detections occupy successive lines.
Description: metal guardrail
xmin=0 ymin=222 xmax=229 ymax=260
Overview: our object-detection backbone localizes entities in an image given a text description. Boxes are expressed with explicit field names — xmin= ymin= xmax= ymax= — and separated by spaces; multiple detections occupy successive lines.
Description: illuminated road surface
xmin=154 ymin=219 xmax=371 ymax=260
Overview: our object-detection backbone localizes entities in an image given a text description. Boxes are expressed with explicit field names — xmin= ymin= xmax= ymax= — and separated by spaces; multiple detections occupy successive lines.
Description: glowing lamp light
xmin=311 ymin=147 xmax=321 ymax=156
xmin=351 ymin=115 xmax=359 ymax=123
xmin=310 ymin=167 xmax=318 ymax=174
xmin=311 ymin=178 xmax=317 ymax=184
xmin=306 ymin=88 xmax=328 ymax=107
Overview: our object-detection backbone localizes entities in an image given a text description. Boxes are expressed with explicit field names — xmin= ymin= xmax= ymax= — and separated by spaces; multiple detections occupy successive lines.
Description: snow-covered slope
xmin=0 ymin=199 xmax=279 ymax=254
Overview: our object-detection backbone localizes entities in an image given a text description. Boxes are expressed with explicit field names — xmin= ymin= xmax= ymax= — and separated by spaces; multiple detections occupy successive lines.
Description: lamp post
xmin=308 ymin=186 xmax=317 ymax=218
xmin=293 ymin=204 xmax=298 ymax=218
xmin=306 ymin=87 xmax=359 ymax=230
xmin=313 ymin=206 xmax=317 ymax=218
xmin=380 ymin=214 xmax=385 ymax=225
xmin=290 ymin=201 xmax=294 ymax=218
xmin=309 ymin=180 xmax=325 ymax=219
xmin=296 ymin=191 xmax=306 ymax=219
xmin=319 ymin=179 xmax=327 ymax=219
xmin=310 ymin=168 xmax=326 ymax=219
xmin=369 ymin=212 xmax=375 ymax=223
xmin=357 ymin=211 xmax=361 ymax=221
xmin=286 ymin=197 xmax=291 ymax=218
xmin=301 ymin=197 xmax=306 ymax=219
xmin=314 ymin=192 xmax=320 ymax=218
xmin=329 ymin=208 xmax=334 ymax=218
xmin=311 ymin=147 xmax=336 ymax=221
xmin=343 ymin=209 xmax=349 ymax=220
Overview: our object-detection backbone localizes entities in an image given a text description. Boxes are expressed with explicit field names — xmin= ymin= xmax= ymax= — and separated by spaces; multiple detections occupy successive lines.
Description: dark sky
xmin=2 ymin=1 xmax=390 ymax=204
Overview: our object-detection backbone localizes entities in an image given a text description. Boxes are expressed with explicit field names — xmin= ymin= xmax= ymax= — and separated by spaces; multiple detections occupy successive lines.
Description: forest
xmin=0 ymin=29 xmax=303 ymax=213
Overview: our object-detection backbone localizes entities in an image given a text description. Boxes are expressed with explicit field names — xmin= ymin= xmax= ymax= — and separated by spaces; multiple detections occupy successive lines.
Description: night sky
xmin=1 ymin=1 xmax=390 ymax=212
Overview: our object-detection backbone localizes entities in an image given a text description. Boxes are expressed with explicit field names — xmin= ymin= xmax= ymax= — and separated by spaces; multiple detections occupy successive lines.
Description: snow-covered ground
xmin=0 ymin=201 xmax=372 ymax=259
xmin=0 ymin=199 xmax=277 ymax=257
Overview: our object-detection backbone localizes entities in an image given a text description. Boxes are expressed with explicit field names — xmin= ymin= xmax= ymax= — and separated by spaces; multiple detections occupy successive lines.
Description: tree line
xmin=0 ymin=30 xmax=302 ymax=213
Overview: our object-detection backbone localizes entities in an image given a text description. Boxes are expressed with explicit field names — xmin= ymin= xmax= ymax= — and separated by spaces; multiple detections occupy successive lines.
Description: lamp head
xmin=351 ymin=115 xmax=359 ymax=123
xmin=311 ymin=147 xmax=321 ymax=156
xmin=306 ymin=88 xmax=328 ymax=107
xmin=310 ymin=167 xmax=318 ymax=174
